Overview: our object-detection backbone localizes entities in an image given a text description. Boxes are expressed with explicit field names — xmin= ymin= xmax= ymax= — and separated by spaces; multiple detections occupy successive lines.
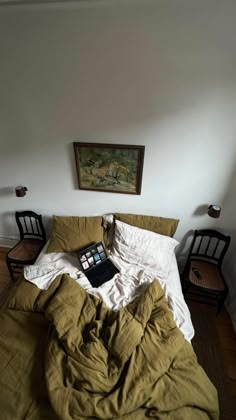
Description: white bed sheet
xmin=24 ymin=242 xmax=194 ymax=342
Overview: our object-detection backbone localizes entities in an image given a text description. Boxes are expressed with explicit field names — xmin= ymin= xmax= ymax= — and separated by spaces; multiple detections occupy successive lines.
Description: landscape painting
xmin=73 ymin=143 xmax=145 ymax=194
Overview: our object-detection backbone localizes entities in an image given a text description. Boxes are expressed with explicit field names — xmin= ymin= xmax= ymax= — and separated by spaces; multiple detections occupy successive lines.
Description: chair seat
xmin=8 ymin=239 xmax=44 ymax=263
xmin=189 ymin=260 xmax=225 ymax=291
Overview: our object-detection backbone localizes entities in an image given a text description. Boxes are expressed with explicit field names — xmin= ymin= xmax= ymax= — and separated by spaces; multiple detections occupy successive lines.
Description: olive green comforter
xmin=0 ymin=275 xmax=219 ymax=419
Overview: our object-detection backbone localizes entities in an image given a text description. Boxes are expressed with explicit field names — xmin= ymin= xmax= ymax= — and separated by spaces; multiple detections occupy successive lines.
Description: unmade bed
xmin=0 ymin=213 xmax=219 ymax=419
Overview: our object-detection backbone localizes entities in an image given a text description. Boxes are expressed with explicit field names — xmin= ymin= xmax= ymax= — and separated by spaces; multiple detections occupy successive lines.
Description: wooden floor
xmin=188 ymin=299 xmax=236 ymax=401
xmin=188 ymin=300 xmax=236 ymax=417
xmin=215 ymin=307 xmax=236 ymax=400
xmin=0 ymin=246 xmax=236 ymax=414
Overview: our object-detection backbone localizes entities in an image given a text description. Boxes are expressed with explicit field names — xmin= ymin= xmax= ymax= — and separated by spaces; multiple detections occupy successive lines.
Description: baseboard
xmin=0 ymin=236 xmax=18 ymax=248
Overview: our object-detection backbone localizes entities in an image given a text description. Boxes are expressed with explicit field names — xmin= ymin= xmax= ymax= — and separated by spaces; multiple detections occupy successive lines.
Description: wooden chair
xmin=182 ymin=229 xmax=231 ymax=314
xmin=6 ymin=211 xmax=46 ymax=281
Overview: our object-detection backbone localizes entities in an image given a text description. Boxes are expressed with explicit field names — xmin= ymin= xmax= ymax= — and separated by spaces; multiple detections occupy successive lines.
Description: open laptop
xmin=78 ymin=241 xmax=119 ymax=288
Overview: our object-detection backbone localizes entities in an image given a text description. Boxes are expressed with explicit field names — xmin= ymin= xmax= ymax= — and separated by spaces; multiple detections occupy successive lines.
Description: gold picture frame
xmin=73 ymin=142 xmax=145 ymax=195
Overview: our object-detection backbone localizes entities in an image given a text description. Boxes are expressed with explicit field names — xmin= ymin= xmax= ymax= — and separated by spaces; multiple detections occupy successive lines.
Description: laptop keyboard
xmin=87 ymin=260 xmax=119 ymax=287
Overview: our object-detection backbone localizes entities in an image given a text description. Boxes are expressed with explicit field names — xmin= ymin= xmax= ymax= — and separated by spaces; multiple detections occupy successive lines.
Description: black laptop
xmin=78 ymin=242 xmax=119 ymax=288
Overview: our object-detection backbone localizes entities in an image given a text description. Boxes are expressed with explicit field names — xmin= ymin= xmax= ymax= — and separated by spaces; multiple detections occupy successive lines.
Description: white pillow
xmin=112 ymin=220 xmax=179 ymax=279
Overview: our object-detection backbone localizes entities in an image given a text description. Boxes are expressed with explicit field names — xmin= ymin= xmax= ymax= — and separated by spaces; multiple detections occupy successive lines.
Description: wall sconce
xmin=208 ymin=204 xmax=221 ymax=218
xmin=15 ymin=186 xmax=28 ymax=197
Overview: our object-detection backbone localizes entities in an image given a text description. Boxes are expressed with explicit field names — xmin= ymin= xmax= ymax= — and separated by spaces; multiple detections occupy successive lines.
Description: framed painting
xmin=73 ymin=143 xmax=145 ymax=194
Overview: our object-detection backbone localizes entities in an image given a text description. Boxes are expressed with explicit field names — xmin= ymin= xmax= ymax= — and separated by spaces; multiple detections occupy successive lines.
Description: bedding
xmin=102 ymin=213 xmax=179 ymax=249
xmin=47 ymin=215 xmax=104 ymax=253
xmin=112 ymin=220 xmax=179 ymax=279
xmin=114 ymin=213 xmax=179 ymax=237
xmin=24 ymin=238 xmax=194 ymax=342
xmin=0 ymin=213 xmax=219 ymax=418
xmin=0 ymin=274 xmax=218 ymax=419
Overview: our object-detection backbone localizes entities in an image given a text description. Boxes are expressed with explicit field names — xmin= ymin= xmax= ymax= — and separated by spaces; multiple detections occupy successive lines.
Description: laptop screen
xmin=79 ymin=242 xmax=107 ymax=272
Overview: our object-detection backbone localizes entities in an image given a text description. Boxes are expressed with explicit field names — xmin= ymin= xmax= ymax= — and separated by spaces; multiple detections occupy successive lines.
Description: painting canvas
xmin=73 ymin=143 xmax=145 ymax=194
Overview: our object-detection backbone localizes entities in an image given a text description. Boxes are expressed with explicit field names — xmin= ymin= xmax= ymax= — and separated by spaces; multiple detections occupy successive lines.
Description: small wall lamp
xmin=208 ymin=204 xmax=221 ymax=218
xmin=15 ymin=186 xmax=28 ymax=197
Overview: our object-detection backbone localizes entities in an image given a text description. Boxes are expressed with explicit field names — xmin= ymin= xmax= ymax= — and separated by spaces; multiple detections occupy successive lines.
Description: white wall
xmin=0 ymin=0 xmax=236 ymax=322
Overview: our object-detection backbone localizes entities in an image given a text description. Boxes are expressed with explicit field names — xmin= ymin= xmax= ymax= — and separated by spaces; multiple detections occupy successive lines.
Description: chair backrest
xmin=187 ymin=229 xmax=231 ymax=267
xmin=15 ymin=211 xmax=46 ymax=243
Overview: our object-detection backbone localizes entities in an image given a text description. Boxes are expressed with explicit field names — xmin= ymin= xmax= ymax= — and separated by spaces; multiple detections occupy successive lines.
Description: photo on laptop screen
xmin=79 ymin=242 xmax=107 ymax=272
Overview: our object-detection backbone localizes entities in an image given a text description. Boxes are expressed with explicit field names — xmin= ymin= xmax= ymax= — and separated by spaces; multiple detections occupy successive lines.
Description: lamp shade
xmin=208 ymin=204 xmax=221 ymax=218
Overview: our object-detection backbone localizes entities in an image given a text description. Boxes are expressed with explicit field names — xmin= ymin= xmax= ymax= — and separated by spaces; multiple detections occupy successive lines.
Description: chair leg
xmin=216 ymin=292 xmax=227 ymax=315
xmin=182 ymin=280 xmax=189 ymax=296
xmin=6 ymin=259 xmax=15 ymax=281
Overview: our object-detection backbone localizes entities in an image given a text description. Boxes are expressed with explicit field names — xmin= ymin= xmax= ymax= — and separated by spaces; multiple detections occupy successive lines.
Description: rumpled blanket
xmin=8 ymin=274 xmax=218 ymax=419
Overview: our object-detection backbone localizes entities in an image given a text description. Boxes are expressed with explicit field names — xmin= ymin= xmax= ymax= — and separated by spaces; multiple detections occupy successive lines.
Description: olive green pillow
xmin=114 ymin=213 xmax=179 ymax=237
xmin=47 ymin=215 xmax=104 ymax=253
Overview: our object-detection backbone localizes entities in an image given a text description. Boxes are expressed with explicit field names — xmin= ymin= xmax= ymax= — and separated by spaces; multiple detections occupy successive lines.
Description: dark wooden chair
xmin=182 ymin=229 xmax=231 ymax=314
xmin=6 ymin=211 xmax=46 ymax=281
